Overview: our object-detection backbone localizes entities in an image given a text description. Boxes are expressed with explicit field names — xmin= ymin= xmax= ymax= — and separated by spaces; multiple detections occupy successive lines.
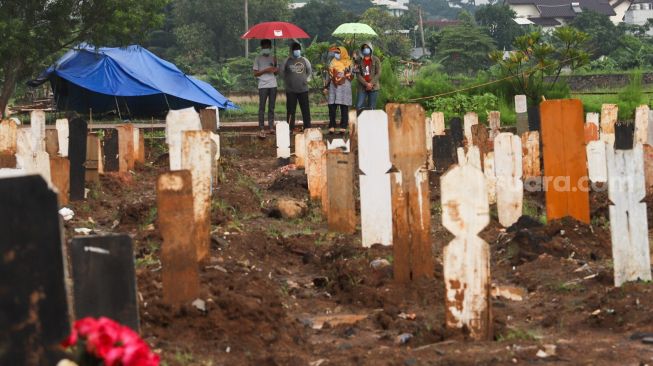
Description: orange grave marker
xmin=50 ymin=157 xmax=70 ymax=206
xmin=85 ymin=133 xmax=100 ymax=183
xmin=540 ymin=99 xmax=590 ymax=223
xmin=386 ymin=103 xmax=433 ymax=283
xmin=116 ymin=124 xmax=135 ymax=172
xmin=326 ymin=150 xmax=356 ymax=233
xmin=584 ymin=112 xmax=599 ymax=143
xmin=307 ymin=140 xmax=326 ymax=201
xmin=45 ymin=130 xmax=59 ymax=157
xmin=521 ymin=131 xmax=541 ymax=179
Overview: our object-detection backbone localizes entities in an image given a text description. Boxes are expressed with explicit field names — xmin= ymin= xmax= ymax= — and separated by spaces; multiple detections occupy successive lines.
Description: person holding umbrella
xmin=356 ymin=42 xmax=381 ymax=114
xmin=253 ymin=39 xmax=278 ymax=136
xmin=324 ymin=46 xmax=353 ymax=134
xmin=281 ymin=42 xmax=312 ymax=131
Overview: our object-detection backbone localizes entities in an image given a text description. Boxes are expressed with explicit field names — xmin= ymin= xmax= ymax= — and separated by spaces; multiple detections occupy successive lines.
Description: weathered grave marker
xmin=358 ymin=110 xmax=393 ymax=247
xmin=635 ymin=105 xmax=651 ymax=145
xmin=85 ymin=133 xmax=100 ymax=183
xmin=450 ymin=117 xmax=464 ymax=149
xmin=137 ymin=129 xmax=146 ymax=163
xmin=156 ymin=170 xmax=200 ymax=307
xmin=600 ymin=104 xmax=617 ymax=145
xmin=16 ymin=128 xmax=51 ymax=184
xmin=540 ymin=99 xmax=590 ymax=223
xmin=327 ymin=138 xmax=350 ymax=152
xmin=521 ymin=131 xmax=541 ymax=179
xmin=464 ymin=112 xmax=478 ymax=145
xmin=441 ymin=164 xmax=492 ymax=341
xmin=425 ymin=117 xmax=435 ymax=170
xmin=471 ymin=123 xmax=490 ymax=166
xmin=117 ymin=124 xmax=135 ymax=172
xmin=644 ymin=145 xmax=653 ymax=195
xmin=276 ymin=121 xmax=291 ymax=164
xmin=515 ymin=95 xmax=528 ymax=136
xmin=50 ymin=156 xmax=70 ymax=205
xmin=615 ymin=122 xmax=634 ymax=150
xmin=0 ymin=152 xmax=16 ymax=168
xmin=181 ymin=130 xmax=212 ymax=262
xmin=585 ymin=112 xmax=599 ymax=143
xmin=103 ymin=128 xmax=119 ymax=172
xmin=494 ymin=133 xmax=523 ymax=227
xmin=71 ymin=235 xmax=139 ymax=330
xmin=304 ymin=128 xmax=323 ymax=174
xmin=69 ymin=117 xmax=88 ymax=201
xmin=200 ymin=108 xmax=218 ymax=132
xmin=210 ymin=132 xmax=220 ymax=188
xmin=0 ymin=119 xmax=17 ymax=153
xmin=586 ymin=140 xmax=608 ymax=183
xmin=432 ymin=112 xmax=445 ymax=136
xmin=433 ymin=135 xmax=455 ymax=173
xmin=30 ymin=110 xmax=46 ymax=153
xmin=307 ymin=140 xmax=326 ymax=201
xmin=348 ymin=109 xmax=358 ymax=156
xmin=132 ymin=127 xmax=141 ymax=164
xmin=387 ymin=103 xmax=433 ymax=282
xmin=488 ymin=111 xmax=501 ymax=140
xmin=294 ymin=133 xmax=305 ymax=168
xmin=166 ymin=107 xmax=202 ymax=170
xmin=56 ymin=119 xmax=69 ymax=157
xmin=0 ymin=175 xmax=70 ymax=365
xmin=606 ymin=143 xmax=652 ymax=287
xmin=457 ymin=145 xmax=482 ymax=170
xmin=327 ymin=150 xmax=356 ymax=233
xmin=484 ymin=152 xmax=497 ymax=205
xmin=45 ymin=129 xmax=59 ymax=156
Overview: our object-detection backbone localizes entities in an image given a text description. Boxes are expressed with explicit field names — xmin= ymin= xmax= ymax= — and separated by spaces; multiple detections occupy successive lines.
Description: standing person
xmin=356 ymin=42 xmax=382 ymax=114
xmin=253 ymin=39 xmax=278 ymax=136
xmin=325 ymin=46 xmax=353 ymax=134
xmin=281 ymin=42 xmax=312 ymax=131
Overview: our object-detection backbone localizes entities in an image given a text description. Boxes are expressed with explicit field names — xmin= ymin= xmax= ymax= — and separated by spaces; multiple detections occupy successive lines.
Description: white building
xmin=372 ymin=0 xmax=409 ymax=17
xmin=505 ymin=0 xmax=633 ymax=29
xmin=625 ymin=1 xmax=653 ymax=34
xmin=289 ymin=2 xmax=307 ymax=10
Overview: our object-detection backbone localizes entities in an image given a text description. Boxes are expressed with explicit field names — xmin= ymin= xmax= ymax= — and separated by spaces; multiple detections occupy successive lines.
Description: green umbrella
xmin=332 ymin=23 xmax=378 ymax=38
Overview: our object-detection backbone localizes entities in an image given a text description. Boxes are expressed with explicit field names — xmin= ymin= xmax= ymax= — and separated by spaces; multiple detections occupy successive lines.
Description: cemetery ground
xmin=62 ymin=130 xmax=653 ymax=366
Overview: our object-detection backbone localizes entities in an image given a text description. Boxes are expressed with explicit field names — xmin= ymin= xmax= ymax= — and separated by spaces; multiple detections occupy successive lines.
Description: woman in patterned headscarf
xmin=324 ymin=46 xmax=353 ymax=134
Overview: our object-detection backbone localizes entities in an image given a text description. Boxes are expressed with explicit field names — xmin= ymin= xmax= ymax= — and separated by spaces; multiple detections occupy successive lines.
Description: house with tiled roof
xmin=504 ymin=0 xmax=633 ymax=30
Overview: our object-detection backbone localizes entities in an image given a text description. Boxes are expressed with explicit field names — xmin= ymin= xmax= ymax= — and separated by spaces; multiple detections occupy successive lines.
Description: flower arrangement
xmin=59 ymin=317 xmax=159 ymax=366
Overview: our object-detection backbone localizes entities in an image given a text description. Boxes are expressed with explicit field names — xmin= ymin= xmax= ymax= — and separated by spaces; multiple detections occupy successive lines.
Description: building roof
xmin=529 ymin=17 xmax=563 ymax=25
xmin=506 ymin=0 xmax=616 ymax=16
xmin=423 ymin=19 xmax=463 ymax=27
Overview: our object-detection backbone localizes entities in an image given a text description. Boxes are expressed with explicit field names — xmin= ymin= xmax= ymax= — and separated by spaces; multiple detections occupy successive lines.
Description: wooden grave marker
xmin=294 ymin=133 xmax=306 ymax=168
xmin=585 ymin=112 xmax=599 ymax=143
xmin=157 ymin=171 xmax=200 ymax=307
xmin=56 ymin=119 xmax=69 ymax=157
xmin=16 ymin=128 xmax=51 ymax=185
xmin=137 ymin=129 xmax=146 ymax=163
xmin=540 ymin=99 xmax=590 ymax=223
xmin=30 ymin=110 xmax=46 ymax=153
xmin=464 ymin=112 xmax=478 ymax=145
xmin=166 ymin=107 xmax=202 ymax=170
xmin=600 ymin=104 xmax=617 ymax=145
xmin=181 ymin=130 xmax=212 ymax=262
xmin=210 ymin=132 xmax=220 ymax=188
xmin=50 ymin=157 xmax=70 ymax=206
xmin=326 ymin=138 xmax=350 ymax=152
xmin=103 ymin=128 xmax=119 ymax=172
xmin=0 ymin=175 xmax=70 ymax=365
xmin=515 ymin=95 xmax=528 ymax=136
xmin=425 ymin=117 xmax=434 ymax=170
xmin=433 ymin=135 xmax=455 ymax=173
xmin=358 ymin=110 xmax=393 ymax=247
xmin=85 ymin=133 xmax=100 ymax=183
xmin=431 ymin=112 xmax=445 ymax=136
xmin=387 ymin=103 xmax=434 ymax=282
xmin=0 ymin=119 xmax=17 ymax=153
xmin=450 ymin=117 xmax=464 ymax=149
xmin=488 ymin=111 xmax=501 ymax=140
xmin=348 ymin=109 xmax=359 ymax=157
xmin=327 ymin=150 xmax=356 ymax=233
xmin=494 ymin=133 xmax=523 ymax=227
xmin=117 ymin=124 xmax=135 ymax=172
xmin=457 ymin=145 xmax=482 ymax=170
xmin=606 ymin=143 xmax=652 ymax=287
xmin=635 ymin=105 xmax=651 ymax=145
xmin=644 ymin=145 xmax=653 ymax=195
xmin=69 ymin=117 xmax=88 ymax=201
xmin=615 ymin=122 xmax=634 ymax=150
xmin=587 ymin=140 xmax=608 ymax=183
xmin=132 ymin=127 xmax=143 ymax=164
xmin=471 ymin=123 xmax=490 ymax=167
xmin=304 ymin=128 xmax=323 ymax=174
xmin=45 ymin=129 xmax=59 ymax=156
xmin=276 ymin=121 xmax=291 ymax=164
xmin=521 ymin=131 xmax=541 ymax=179
xmin=441 ymin=164 xmax=492 ymax=341
xmin=307 ymin=140 xmax=326 ymax=201
xmin=484 ymin=151 xmax=497 ymax=205
xmin=200 ymin=108 xmax=218 ymax=132
xmin=71 ymin=235 xmax=139 ymax=331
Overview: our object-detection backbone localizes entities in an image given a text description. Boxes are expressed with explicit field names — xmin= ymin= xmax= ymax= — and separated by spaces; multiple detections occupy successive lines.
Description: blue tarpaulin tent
xmin=30 ymin=44 xmax=237 ymax=117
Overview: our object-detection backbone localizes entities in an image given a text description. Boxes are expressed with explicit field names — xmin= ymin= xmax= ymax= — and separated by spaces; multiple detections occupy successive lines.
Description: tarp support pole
xmin=163 ymin=94 xmax=171 ymax=111
xmin=114 ymin=96 xmax=122 ymax=120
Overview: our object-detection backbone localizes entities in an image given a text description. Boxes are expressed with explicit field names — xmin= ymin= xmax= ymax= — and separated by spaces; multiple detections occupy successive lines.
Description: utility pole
xmin=245 ymin=0 xmax=249 ymax=57
xmin=418 ymin=6 xmax=426 ymax=57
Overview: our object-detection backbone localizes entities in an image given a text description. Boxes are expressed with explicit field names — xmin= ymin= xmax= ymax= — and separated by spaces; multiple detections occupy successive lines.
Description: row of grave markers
xmin=283 ymin=98 xmax=653 ymax=340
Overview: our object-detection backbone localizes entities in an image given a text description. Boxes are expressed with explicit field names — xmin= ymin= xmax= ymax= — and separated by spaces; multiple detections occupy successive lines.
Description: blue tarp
xmin=30 ymin=44 xmax=237 ymax=117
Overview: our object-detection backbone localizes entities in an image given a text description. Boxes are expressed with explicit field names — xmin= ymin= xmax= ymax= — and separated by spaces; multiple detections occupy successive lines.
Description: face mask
xmin=334 ymin=53 xmax=341 ymax=60
xmin=293 ymin=50 xmax=301 ymax=58
xmin=363 ymin=47 xmax=371 ymax=56
xmin=261 ymin=49 xmax=271 ymax=56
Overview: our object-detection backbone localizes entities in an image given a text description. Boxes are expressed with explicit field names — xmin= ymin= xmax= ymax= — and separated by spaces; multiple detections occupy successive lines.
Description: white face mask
xmin=334 ymin=53 xmax=341 ymax=60
xmin=261 ymin=49 xmax=271 ymax=56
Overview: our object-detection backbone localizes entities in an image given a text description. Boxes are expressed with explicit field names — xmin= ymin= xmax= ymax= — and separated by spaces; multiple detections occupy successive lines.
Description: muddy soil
xmin=64 ymin=134 xmax=653 ymax=366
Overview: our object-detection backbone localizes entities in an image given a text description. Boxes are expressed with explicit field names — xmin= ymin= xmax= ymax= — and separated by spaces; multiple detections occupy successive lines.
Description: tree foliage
xmin=436 ymin=24 xmax=496 ymax=74
xmin=0 ymin=0 xmax=168 ymax=116
xmin=291 ymin=0 xmax=357 ymax=43
xmin=569 ymin=10 xmax=620 ymax=57
xmin=474 ymin=3 xmax=523 ymax=50
xmin=361 ymin=7 xmax=411 ymax=59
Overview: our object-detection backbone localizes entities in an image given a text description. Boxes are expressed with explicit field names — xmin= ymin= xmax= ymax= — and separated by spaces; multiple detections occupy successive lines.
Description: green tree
xmin=490 ymin=27 xmax=589 ymax=104
xmin=333 ymin=0 xmax=372 ymax=15
xmin=291 ymin=0 xmax=356 ymax=42
xmin=474 ymin=3 xmax=523 ymax=50
xmin=437 ymin=23 xmax=496 ymax=74
xmin=361 ymin=7 xmax=412 ymax=59
xmin=0 ymin=0 xmax=167 ymax=116
xmin=569 ymin=10 xmax=621 ymax=57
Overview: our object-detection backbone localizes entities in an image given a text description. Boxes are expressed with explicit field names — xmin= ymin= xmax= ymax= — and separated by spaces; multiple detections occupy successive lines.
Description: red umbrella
xmin=241 ymin=21 xmax=310 ymax=40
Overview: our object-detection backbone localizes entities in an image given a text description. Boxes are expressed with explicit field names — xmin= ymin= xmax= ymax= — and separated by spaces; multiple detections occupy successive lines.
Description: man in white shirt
xmin=253 ymin=39 xmax=278 ymax=135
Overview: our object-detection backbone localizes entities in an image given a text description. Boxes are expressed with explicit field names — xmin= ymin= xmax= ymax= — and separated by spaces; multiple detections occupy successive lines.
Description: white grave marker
xmin=494 ymin=133 xmax=523 ymax=227
xmin=166 ymin=107 xmax=202 ymax=170
xmin=275 ymin=121 xmax=291 ymax=159
xmin=294 ymin=133 xmax=305 ymax=167
xmin=635 ymin=105 xmax=651 ymax=145
xmin=55 ymin=119 xmax=69 ymax=157
xmin=586 ymin=140 xmax=607 ymax=183
xmin=457 ymin=146 xmax=481 ymax=170
xmin=606 ymin=143 xmax=652 ymax=287
xmin=484 ymin=152 xmax=497 ymax=205
xmin=326 ymin=138 xmax=350 ymax=152
xmin=600 ymin=104 xmax=617 ymax=145
xmin=464 ymin=112 xmax=478 ymax=145
xmin=515 ymin=95 xmax=527 ymax=114
xmin=30 ymin=110 xmax=46 ymax=153
xmin=488 ymin=111 xmax=501 ymax=140
xmin=431 ymin=112 xmax=445 ymax=136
